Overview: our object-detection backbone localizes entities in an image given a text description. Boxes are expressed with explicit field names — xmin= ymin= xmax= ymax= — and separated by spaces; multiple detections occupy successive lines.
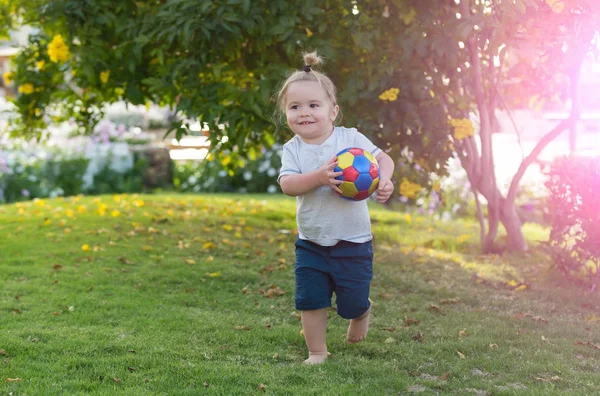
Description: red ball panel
xmin=348 ymin=148 xmax=364 ymax=156
xmin=369 ymin=163 xmax=379 ymax=179
xmin=353 ymin=190 xmax=371 ymax=201
xmin=342 ymin=166 xmax=359 ymax=182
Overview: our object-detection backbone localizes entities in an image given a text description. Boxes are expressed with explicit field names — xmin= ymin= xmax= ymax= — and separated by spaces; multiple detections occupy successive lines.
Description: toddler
xmin=277 ymin=51 xmax=395 ymax=364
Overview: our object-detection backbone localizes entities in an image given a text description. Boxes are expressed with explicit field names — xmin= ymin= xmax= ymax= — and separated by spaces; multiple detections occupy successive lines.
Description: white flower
xmin=188 ymin=175 xmax=197 ymax=184
xmin=267 ymin=185 xmax=277 ymax=194
xmin=267 ymin=168 xmax=276 ymax=177
xmin=218 ymin=170 xmax=227 ymax=177
xmin=243 ymin=171 xmax=252 ymax=181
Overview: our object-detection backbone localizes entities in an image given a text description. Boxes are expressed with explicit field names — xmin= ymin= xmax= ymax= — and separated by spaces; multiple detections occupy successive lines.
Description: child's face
xmin=285 ymin=81 xmax=339 ymax=144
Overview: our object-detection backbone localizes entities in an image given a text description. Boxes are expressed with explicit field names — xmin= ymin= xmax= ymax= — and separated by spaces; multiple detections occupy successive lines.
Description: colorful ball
xmin=334 ymin=147 xmax=379 ymax=201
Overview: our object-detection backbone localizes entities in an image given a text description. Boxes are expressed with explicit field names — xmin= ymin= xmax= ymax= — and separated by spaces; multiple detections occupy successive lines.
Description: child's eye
xmin=310 ymin=103 xmax=319 ymax=108
xmin=290 ymin=105 xmax=299 ymax=110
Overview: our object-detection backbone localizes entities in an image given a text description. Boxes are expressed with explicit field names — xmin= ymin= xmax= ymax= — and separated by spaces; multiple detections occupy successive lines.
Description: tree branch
xmin=505 ymin=20 xmax=594 ymax=207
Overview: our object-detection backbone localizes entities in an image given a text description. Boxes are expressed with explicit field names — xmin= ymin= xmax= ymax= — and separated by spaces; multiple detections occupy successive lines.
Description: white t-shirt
xmin=278 ymin=126 xmax=382 ymax=246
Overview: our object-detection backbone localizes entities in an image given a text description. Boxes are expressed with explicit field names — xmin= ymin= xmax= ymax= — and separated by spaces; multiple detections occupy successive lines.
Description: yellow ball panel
xmin=340 ymin=181 xmax=359 ymax=198
xmin=337 ymin=152 xmax=355 ymax=169
xmin=363 ymin=151 xmax=378 ymax=165
xmin=368 ymin=177 xmax=379 ymax=195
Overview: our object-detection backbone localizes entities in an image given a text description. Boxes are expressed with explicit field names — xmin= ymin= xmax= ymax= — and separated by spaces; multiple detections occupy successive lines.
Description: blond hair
xmin=276 ymin=51 xmax=339 ymax=113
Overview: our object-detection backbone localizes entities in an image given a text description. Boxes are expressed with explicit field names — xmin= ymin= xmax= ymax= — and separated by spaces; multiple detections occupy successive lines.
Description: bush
xmin=544 ymin=156 xmax=600 ymax=286
xmin=0 ymin=145 xmax=149 ymax=203
xmin=173 ymin=145 xmax=282 ymax=194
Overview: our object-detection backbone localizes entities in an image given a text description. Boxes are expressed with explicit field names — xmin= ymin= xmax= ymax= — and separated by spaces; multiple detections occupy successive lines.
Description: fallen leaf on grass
xmin=0 ymin=350 xmax=5 ymax=356
xmin=113 ymin=378 xmax=121 ymax=383
xmin=259 ymin=286 xmax=286 ymax=298
xmin=384 ymin=337 xmax=396 ymax=344
xmin=119 ymin=256 xmax=135 ymax=265
xmin=488 ymin=344 xmax=499 ymax=350
xmin=429 ymin=304 xmax=444 ymax=314
xmin=404 ymin=317 xmax=420 ymax=326
xmin=378 ymin=293 xmax=393 ymax=300
xmin=203 ymin=381 xmax=210 ymax=388
xmin=533 ymin=375 xmax=560 ymax=382
xmin=412 ymin=332 xmax=423 ymax=343
xmin=290 ymin=311 xmax=301 ymax=321
xmin=6 ymin=378 xmax=21 ymax=382
xmin=440 ymin=297 xmax=461 ymax=304
xmin=438 ymin=372 xmax=450 ymax=381
xmin=458 ymin=329 xmax=469 ymax=338
xmin=184 ymin=258 xmax=196 ymax=265
xmin=575 ymin=341 xmax=600 ymax=350
xmin=258 ymin=383 xmax=267 ymax=391
xmin=233 ymin=326 xmax=251 ymax=331
xmin=515 ymin=313 xmax=548 ymax=324
xmin=205 ymin=272 xmax=221 ymax=277
xmin=456 ymin=350 xmax=466 ymax=359
xmin=52 ymin=264 xmax=62 ymax=270
xmin=381 ymin=327 xmax=396 ymax=332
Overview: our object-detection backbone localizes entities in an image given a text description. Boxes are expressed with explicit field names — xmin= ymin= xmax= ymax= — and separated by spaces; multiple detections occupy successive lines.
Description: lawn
xmin=1 ymin=193 xmax=600 ymax=395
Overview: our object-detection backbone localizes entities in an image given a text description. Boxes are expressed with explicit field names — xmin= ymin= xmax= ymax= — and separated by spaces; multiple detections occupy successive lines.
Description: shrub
xmin=173 ymin=145 xmax=281 ymax=194
xmin=544 ymin=156 xmax=600 ymax=286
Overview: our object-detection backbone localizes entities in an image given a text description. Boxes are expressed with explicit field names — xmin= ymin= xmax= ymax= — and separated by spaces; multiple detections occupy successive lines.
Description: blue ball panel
xmin=354 ymin=173 xmax=374 ymax=191
xmin=334 ymin=166 xmax=343 ymax=181
xmin=352 ymin=155 xmax=372 ymax=174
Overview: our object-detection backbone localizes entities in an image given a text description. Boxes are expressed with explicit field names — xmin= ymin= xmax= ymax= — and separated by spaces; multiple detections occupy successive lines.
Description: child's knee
xmin=337 ymin=298 xmax=370 ymax=320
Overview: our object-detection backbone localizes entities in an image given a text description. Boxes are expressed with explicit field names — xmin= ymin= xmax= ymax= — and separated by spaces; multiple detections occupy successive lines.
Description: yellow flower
xmin=432 ymin=180 xmax=441 ymax=192
xmin=81 ymin=244 xmax=91 ymax=252
xmin=399 ymin=178 xmax=422 ymax=199
xmin=545 ymin=0 xmax=565 ymax=13
xmin=3 ymin=71 xmax=13 ymax=85
xmin=305 ymin=27 xmax=313 ymax=38
xmin=379 ymin=88 xmax=400 ymax=102
xmin=18 ymin=83 xmax=35 ymax=95
xmin=48 ymin=34 xmax=71 ymax=63
xmin=36 ymin=60 xmax=45 ymax=70
xmin=100 ymin=70 xmax=110 ymax=84
xmin=450 ymin=118 xmax=474 ymax=140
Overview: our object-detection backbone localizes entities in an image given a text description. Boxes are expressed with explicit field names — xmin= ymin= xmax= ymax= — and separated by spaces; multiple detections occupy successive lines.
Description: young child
xmin=277 ymin=51 xmax=395 ymax=364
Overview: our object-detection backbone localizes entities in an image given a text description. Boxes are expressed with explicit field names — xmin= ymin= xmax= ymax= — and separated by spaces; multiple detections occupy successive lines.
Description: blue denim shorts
xmin=294 ymin=238 xmax=373 ymax=319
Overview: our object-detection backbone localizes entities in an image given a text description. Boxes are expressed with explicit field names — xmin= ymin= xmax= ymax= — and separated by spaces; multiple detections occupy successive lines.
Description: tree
xmin=2 ymin=0 xmax=598 ymax=252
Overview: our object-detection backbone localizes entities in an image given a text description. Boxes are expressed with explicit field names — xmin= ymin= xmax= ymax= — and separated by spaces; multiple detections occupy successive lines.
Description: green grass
xmin=1 ymin=193 xmax=599 ymax=395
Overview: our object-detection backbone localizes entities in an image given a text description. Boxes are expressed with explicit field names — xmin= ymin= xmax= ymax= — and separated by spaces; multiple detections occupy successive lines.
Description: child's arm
xmin=375 ymin=151 xmax=395 ymax=203
xmin=280 ymin=156 xmax=343 ymax=197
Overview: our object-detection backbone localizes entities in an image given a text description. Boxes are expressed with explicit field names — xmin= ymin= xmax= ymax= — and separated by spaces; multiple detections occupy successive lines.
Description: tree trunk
xmin=500 ymin=197 xmax=527 ymax=251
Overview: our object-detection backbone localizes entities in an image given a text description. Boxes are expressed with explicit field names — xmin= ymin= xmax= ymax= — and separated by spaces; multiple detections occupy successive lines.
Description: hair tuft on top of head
xmin=303 ymin=51 xmax=323 ymax=68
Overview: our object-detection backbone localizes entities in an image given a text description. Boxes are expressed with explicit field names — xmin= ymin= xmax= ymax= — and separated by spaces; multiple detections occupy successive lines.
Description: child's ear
xmin=330 ymin=104 xmax=340 ymax=122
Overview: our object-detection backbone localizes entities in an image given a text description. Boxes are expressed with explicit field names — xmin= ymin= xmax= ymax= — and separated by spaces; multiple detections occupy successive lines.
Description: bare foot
xmin=303 ymin=352 xmax=328 ymax=365
xmin=346 ymin=307 xmax=371 ymax=344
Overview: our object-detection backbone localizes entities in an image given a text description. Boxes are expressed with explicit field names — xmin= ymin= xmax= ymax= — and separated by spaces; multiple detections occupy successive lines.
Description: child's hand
xmin=376 ymin=178 xmax=394 ymax=203
xmin=318 ymin=156 xmax=343 ymax=194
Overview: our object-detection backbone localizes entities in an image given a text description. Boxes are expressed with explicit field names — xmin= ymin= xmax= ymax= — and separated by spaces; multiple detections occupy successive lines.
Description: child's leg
xmin=347 ymin=306 xmax=371 ymax=343
xmin=329 ymin=240 xmax=374 ymax=344
xmin=301 ymin=308 xmax=328 ymax=364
